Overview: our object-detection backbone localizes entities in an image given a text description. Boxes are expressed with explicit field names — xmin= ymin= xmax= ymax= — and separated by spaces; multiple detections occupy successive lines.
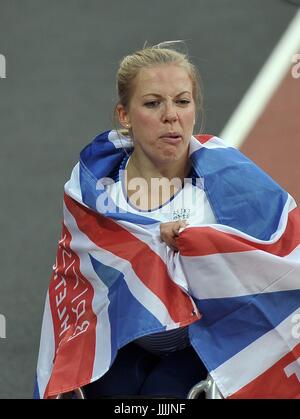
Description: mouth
xmin=159 ymin=133 xmax=182 ymax=144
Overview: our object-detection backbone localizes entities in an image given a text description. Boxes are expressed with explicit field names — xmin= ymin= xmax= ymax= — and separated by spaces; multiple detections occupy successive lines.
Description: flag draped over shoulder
xmin=35 ymin=130 xmax=300 ymax=399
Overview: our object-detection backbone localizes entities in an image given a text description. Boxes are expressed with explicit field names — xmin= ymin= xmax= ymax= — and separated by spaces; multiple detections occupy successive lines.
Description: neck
xmin=124 ymin=151 xmax=191 ymax=211
xmin=127 ymin=151 xmax=191 ymax=185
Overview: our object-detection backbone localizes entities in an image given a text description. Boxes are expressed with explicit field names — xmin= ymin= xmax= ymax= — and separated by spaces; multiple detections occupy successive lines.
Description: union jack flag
xmin=35 ymin=130 xmax=300 ymax=399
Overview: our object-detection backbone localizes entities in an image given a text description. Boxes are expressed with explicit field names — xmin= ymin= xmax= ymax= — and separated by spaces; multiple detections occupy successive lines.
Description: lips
xmin=159 ymin=132 xmax=182 ymax=144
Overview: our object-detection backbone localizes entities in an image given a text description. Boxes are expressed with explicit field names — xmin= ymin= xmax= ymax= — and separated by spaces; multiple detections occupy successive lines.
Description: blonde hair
xmin=113 ymin=40 xmax=205 ymax=138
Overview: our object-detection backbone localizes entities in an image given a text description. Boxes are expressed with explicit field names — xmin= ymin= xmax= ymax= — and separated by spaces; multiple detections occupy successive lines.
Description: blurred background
xmin=0 ymin=0 xmax=299 ymax=398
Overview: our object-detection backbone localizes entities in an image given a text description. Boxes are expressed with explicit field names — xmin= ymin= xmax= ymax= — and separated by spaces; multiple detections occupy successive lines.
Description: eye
xmin=177 ymin=99 xmax=191 ymax=105
xmin=144 ymin=101 xmax=160 ymax=108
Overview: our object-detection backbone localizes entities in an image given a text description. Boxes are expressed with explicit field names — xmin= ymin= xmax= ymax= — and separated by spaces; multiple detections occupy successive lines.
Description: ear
xmin=116 ymin=104 xmax=131 ymax=129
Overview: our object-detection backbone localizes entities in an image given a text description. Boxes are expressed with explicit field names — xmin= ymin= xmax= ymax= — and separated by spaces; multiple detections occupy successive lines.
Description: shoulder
xmin=192 ymin=134 xmax=230 ymax=148
xmin=193 ymin=134 xmax=216 ymax=144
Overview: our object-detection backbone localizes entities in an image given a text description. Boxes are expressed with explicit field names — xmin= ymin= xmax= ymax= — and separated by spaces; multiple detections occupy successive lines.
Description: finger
xmin=173 ymin=220 xmax=188 ymax=236
xmin=160 ymin=232 xmax=179 ymax=250
xmin=172 ymin=221 xmax=182 ymax=235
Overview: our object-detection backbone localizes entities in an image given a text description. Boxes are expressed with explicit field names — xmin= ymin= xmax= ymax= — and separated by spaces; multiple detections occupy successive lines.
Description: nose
xmin=162 ymin=101 xmax=178 ymax=124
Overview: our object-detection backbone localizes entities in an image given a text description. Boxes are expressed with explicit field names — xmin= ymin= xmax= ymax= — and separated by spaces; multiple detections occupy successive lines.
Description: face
xmin=117 ymin=64 xmax=196 ymax=168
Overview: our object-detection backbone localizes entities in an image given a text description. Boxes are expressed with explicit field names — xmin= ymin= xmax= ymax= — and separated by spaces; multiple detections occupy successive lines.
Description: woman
xmin=83 ymin=44 xmax=213 ymax=398
xmin=35 ymin=42 xmax=300 ymax=400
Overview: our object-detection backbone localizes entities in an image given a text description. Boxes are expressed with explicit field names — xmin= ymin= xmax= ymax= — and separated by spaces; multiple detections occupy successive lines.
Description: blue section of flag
xmin=89 ymin=254 xmax=165 ymax=354
xmin=79 ymin=162 xmax=157 ymax=225
xmin=80 ymin=130 xmax=126 ymax=180
xmin=190 ymin=289 xmax=300 ymax=370
xmin=190 ymin=146 xmax=288 ymax=240
xmin=79 ymin=132 xmax=158 ymax=225
xmin=33 ymin=376 xmax=40 ymax=399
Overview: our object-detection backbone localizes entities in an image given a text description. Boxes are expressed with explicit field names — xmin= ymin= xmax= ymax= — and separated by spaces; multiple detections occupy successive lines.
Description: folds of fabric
xmin=35 ymin=131 xmax=300 ymax=398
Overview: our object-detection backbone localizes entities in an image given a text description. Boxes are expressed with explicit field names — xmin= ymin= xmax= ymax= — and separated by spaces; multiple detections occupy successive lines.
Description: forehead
xmin=133 ymin=64 xmax=193 ymax=96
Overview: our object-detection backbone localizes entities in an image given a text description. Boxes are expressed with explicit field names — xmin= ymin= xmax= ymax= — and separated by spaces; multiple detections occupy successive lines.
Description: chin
xmin=159 ymin=151 xmax=182 ymax=163
xmin=162 ymin=144 xmax=186 ymax=159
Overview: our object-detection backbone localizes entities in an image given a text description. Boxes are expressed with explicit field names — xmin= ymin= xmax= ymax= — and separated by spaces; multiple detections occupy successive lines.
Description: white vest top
xmin=105 ymin=152 xmax=216 ymax=356
xmin=107 ymin=153 xmax=217 ymax=225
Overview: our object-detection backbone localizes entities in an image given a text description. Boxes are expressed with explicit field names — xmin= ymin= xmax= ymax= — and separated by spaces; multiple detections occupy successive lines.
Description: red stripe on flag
xmin=193 ymin=134 xmax=215 ymax=144
xmin=229 ymin=343 xmax=300 ymax=399
xmin=178 ymin=207 xmax=300 ymax=257
xmin=64 ymin=194 xmax=200 ymax=326
xmin=45 ymin=223 xmax=97 ymax=398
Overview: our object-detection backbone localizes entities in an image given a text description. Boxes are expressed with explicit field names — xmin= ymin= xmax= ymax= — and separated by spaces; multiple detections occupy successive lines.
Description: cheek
xmin=132 ymin=110 xmax=159 ymax=134
xmin=184 ymin=107 xmax=196 ymax=124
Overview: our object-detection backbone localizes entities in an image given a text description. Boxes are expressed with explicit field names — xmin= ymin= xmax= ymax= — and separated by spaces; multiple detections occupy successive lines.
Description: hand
xmin=159 ymin=220 xmax=188 ymax=251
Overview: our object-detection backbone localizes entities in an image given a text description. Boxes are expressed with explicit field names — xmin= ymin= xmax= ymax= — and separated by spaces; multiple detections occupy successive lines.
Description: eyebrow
xmin=142 ymin=91 xmax=192 ymax=97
